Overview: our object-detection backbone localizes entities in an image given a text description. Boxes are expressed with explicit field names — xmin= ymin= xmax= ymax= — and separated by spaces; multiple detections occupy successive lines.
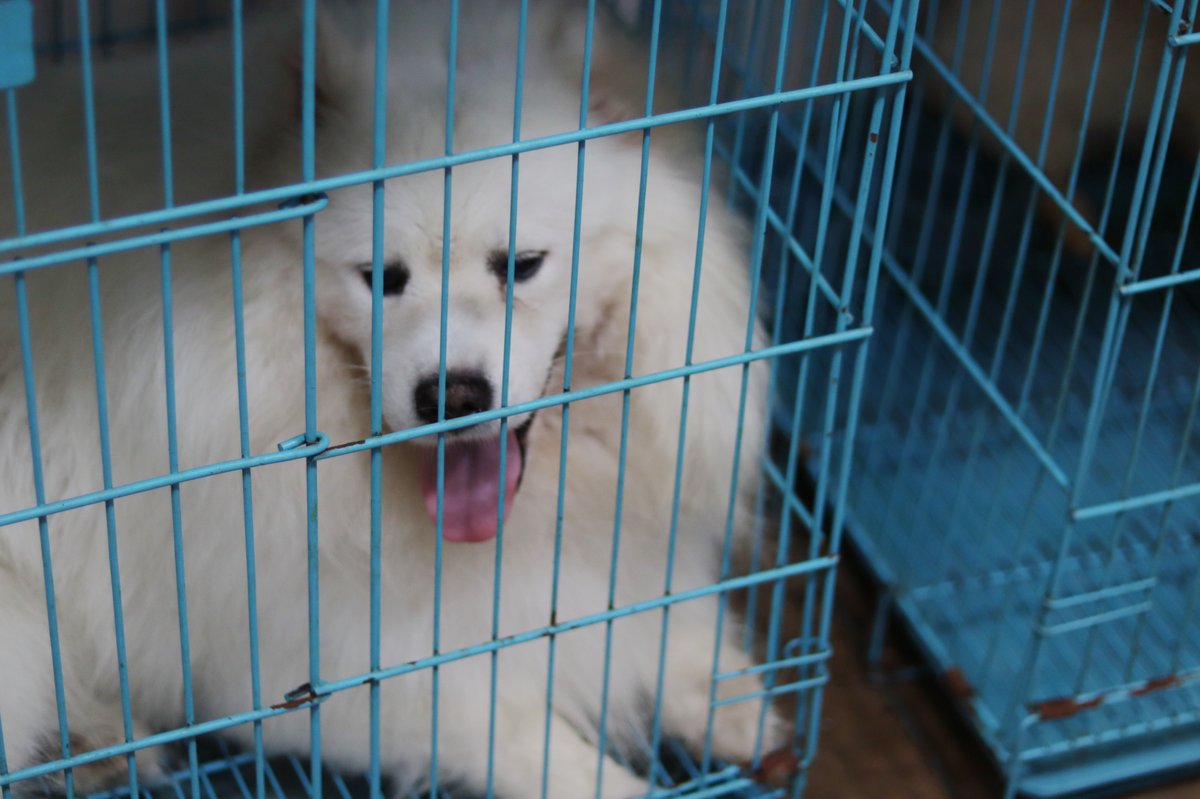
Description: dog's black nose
xmin=414 ymin=371 xmax=494 ymax=424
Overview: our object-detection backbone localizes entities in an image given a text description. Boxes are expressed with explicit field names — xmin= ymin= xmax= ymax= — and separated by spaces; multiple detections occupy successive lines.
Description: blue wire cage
xmin=848 ymin=0 xmax=1200 ymax=796
xmin=0 ymin=1 xmax=916 ymax=797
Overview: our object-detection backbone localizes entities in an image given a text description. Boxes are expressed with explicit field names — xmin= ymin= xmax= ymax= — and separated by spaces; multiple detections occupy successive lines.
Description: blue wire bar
xmin=0 ymin=0 xmax=919 ymax=796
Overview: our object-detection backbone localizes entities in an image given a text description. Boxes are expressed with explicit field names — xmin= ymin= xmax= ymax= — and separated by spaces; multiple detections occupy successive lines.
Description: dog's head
xmin=281 ymin=2 xmax=648 ymax=541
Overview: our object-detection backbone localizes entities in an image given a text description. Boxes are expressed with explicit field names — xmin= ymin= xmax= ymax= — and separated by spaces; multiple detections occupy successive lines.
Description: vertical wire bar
xmin=1162 ymin=352 xmax=1200 ymax=676
xmin=152 ymin=3 xmax=201 ymax=794
xmin=724 ymin=0 xmax=769 ymax=206
xmin=295 ymin=0 xmax=323 ymax=793
xmin=743 ymin=0 xmax=832 ymax=652
xmin=702 ymin=0 xmax=796 ymax=778
xmin=1073 ymin=276 xmax=1184 ymax=690
xmin=0 ymin=714 xmax=7 ymax=799
xmin=761 ymin=0 xmax=868 ymax=759
xmin=87 ymin=258 xmax=140 ymax=796
xmin=485 ymin=3 xmax=528 ymax=795
xmin=1118 ymin=143 xmax=1200 ymax=686
xmin=1 ymin=88 xmax=21 ymax=799
xmin=893 ymin=0 xmax=1013 ymax=561
xmin=430 ymin=4 xmax=460 ymax=794
xmin=71 ymin=2 xmax=143 ymax=791
xmin=883 ymin=0 xmax=1009 ymax=586
xmin=1087 ymin=4 xmax=1194 ymax=455
xmin=881 ymin=0 xmax=936 ymax=261
xmin=760 ymin=0 xmax=861 ymax=748
xmin=967 ymin=0 xmax=1112 ymax=650
xmin=998 ymin=3 xmax=1166 ymax=729
xmin=974 ymin=0 xmax=1113 ymax=681
xmin=226 ymin=2 xmax=265 ymax=796
xmin=367 ymin=1 xmax=390 ymax=797
xmin=539 ymin=4 xmax=595 ymax=791
xmin=920 ymin=0 xmax=1049 ymax=580
xmin=15 ymin=273 xmax=74 ymax=797
xmin=1009 ymin=4 xmax=1192 ymax=731
xmin=592 ymin=2 xmax=661 ymax=790
xmin=803 ymin=0 xmax=920 ymax=770
xmin=647 ymin=2 xmax=726 ymax=788
xmin=6 ymin=68 xmax=76 ymax=792
xmin=796 ymin=0 xmax=916 ymax=767
xmin=869 ymin=0 xmax=972 ymax=499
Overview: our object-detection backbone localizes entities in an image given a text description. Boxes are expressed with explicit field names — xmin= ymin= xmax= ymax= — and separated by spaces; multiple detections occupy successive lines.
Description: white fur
xmin=0 ymin=3 xmax=780 ymax=796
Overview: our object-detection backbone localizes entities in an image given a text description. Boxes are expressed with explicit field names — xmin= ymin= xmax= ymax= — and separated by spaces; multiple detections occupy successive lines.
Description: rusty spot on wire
xmin=745 ymin=746 xmax=800 ymax=788
xmin=271 ymin=682 xmax=321 ymax=710
xmin=1132 ymin=674 xmax=1181 ymax=696
xmin=944 ymin=667 xmax=974 ymax=701
xmin=1031 ymin=694 xmax=1103 ymax=721
xmin=869 ymin=131 xmax=878 ymax=143
xmin=325 ymin=438 xmax=366 ymax=453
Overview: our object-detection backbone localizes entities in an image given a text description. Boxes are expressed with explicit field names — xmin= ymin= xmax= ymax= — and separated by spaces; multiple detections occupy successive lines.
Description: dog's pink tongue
xmin=420 ymin=431 xmax=522 ymax=542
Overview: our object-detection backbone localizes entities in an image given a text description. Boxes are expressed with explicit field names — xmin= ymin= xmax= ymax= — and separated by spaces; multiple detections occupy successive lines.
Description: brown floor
xmin=803 ymin=559 xmax=1200 ymax=799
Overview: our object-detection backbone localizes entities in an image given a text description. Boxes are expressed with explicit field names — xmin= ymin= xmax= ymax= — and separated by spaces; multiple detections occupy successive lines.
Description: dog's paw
xmin=45 ymin=719 xmax=166 ymax=796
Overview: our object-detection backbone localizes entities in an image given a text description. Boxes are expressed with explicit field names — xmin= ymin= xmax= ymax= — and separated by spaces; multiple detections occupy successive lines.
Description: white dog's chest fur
xmin=0 ymin=3 xmax=779 ymax=796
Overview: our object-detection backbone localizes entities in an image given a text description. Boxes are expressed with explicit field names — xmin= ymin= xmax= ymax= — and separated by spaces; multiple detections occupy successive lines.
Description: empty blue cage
xmin=0 ymin=1 xmax=915 ymax=797
xmin=848 ymin=0 xmax=1200 ymax=796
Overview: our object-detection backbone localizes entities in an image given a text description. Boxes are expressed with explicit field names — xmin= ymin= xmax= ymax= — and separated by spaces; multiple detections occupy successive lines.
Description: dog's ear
xmin=281 ymin=4 xmax=370 ymax=128
xmin=544 ymin=7 xmax=648 ymax=133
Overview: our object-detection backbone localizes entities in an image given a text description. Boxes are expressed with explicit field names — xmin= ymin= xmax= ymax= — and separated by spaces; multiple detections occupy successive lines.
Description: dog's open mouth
xmin=418 ymin=417 xmax=534 ymax=543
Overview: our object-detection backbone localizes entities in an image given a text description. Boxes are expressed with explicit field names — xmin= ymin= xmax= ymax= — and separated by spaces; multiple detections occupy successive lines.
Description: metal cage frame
xmin=0 ymin=1 xmax=917 ymax=797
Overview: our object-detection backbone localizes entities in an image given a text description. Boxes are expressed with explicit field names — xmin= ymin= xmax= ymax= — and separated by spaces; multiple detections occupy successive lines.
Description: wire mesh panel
xmin=848 ymin=0 xmax=1200 ymax=795
xmin=0 ymin=1 xmax=915 ymax=797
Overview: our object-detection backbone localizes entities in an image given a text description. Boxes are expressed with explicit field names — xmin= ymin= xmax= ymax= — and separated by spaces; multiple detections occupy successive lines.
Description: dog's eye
xmin=488 ymin=249 xmax=547 ymax=284
xmin=359 ymin=262 xmax=409 ymax=297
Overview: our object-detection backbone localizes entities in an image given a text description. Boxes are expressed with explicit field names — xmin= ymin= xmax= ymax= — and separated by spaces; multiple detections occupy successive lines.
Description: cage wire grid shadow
xmin=0 ymin=1 xmax=916 ymax=798
xmin=844 ymin=0 xmax=1200 ymax=796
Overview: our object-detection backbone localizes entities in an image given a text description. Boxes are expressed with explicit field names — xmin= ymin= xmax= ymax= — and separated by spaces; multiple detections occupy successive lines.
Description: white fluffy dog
xmin=0 ymin=2 xmax=781 ymax=796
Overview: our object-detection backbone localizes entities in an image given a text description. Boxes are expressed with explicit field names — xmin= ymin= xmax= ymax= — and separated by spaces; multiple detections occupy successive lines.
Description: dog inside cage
xmin=13 ymin=0 xmax=1198 ymax=797
xmin=0 ymin=1 xmax=916 ymax=797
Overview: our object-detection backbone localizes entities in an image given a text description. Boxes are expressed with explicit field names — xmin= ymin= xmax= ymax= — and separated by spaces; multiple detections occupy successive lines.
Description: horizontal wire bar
xmin=1017 ymin=706 xmax=1200 ymax=763
xmin=1035 ymin=601 xmax=1152 ymax=637
xmin=0 ymin=556 xmax=835 ymax=787
xmin=313 ymin=557 xmax=838 ymax=695
xmin=0 ymin=195 xmax=328 ymax=276
xmin=1043 ymin=577 xmax=1157 ymax=611
xmin=710 ymin=674 xmax=828 ymax=707
xmin=714 ymin=649 xmax=831 ymax=681
xmin=880 ymin=254 xmax=1071 ymax=488
xmin=0 ymin=434 xmax=328 ymax=528
xmin=0 ymin=73 xmax=910 ymax=258
xmin=1119 ymin=265 xmax=1200 ymax=295
xmin=646 ymin=771 xmax=772 ymax=799
xmin=1171 ymin=31 xmax=1200 ymax=47
xmin=316 ymin=327 xmax=872 ymax=458
xmin=1019 ymin=666 xmax=1200 ymax=736
xmin=1073 ymin=478 xmax=1200 ymax=520
xmin=0 ymin=329 xmax=870 ymax=529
